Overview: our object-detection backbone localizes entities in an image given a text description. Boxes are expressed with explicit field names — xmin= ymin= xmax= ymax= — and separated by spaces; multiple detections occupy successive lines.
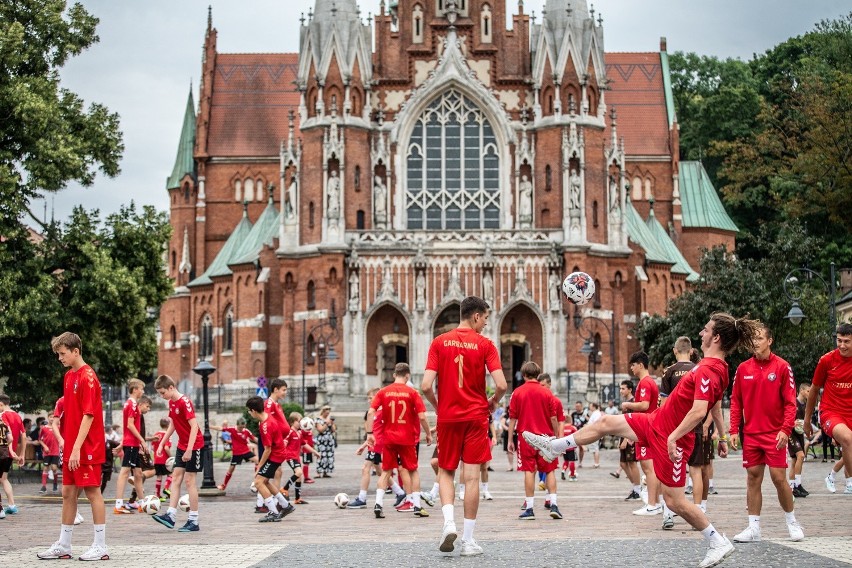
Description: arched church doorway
xmin=433 ymin=303 xmax=460 ymax=337
xmin=365 ymin=304 xmax=410 ymax=385
xmin=500 ymin=304 xmax=544 ymax=391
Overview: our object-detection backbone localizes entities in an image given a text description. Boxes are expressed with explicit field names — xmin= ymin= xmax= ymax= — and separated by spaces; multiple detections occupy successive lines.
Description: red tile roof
xmin=208 ymin=53 xmax=300 ymax=157
xmin=605 ymin=52 xmax=671 ymax=156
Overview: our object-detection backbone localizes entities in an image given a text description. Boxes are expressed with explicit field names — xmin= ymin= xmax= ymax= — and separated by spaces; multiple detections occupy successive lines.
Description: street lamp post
xmin=783 ymin=262 xmax=837 ymax=345
xmin=192 ymin=360 xmax=220 ymax=492
xmin=300 ymin=305 xmax=339 ymax=410
xmin=574 ymin=307 xmax=617 ymax=402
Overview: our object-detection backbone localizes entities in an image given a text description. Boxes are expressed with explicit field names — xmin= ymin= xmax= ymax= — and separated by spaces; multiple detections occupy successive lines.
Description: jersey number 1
xmin=454 ymin=354 xmax=464 ymax=388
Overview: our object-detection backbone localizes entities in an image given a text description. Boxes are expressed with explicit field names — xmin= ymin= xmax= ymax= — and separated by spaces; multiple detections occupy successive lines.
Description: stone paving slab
xmin=0 ymin=545 xmax=282 ymax=567
xmin=776 ymin=537 xmax=852 ymax=566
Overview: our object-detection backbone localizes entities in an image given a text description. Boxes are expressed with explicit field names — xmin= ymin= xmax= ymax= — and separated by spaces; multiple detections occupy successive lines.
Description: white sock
xmin=701 ymin=523 xmax=725 ymax=545
xmin=391 ymin=481 xmax=405 ymax=496
xmin=794 ymin=475 xmax=801 ymax=487
xmin=748 ymin=515 xmax=760 ymax=530
xmin=256 ymin=493 xmax=263 ymax=507
xmin=376 ymin=488 xmax=385 ymax=507
xmin=431 ymin=482 xmax=440 ymax=497
xmin=93 ymin=524 xmax=105 ymax=547
xmin=358 ymin=489 xmax=367 ymax=501
xmin=701 ymin=499 xmax=708 ymax=511
xmin=788 ymin=479 xmax=795 ymax=489
xmin=827 ymin=471 xmax=835 ymax=482
xmin=661 ymin=500 xmax=670 ymax=516
xmin=525 ymin=496 xmax=534 ymax=509
xmin=59 ymin=525 xmax=73 ymax=548
xmin=462 ymin=518 xmax=475 ymax=541
xmin=549 ymin=493 xmax=558 ymax=506
xmin=709 ymin=479 xmax=715 ymax=488
xmin=633 ymin=485 xmax=642 ymax=493
xmin=551 ymin=435 xmax=576 ymax=454
xmin=275 ymin=493 xmax=290 ymax=508
xmin=442 ymin=504 xmax=454 ymax=523
xmin=686 ymin=477 xmax=693 ymax=488
xmin=166 ymin=507 xmax=177 ymax=518
xmin=459 ymin=483 xmax=465 ymax=494
xmin=114 ymin=498 xmax=123 ymax=508
xmin=785 ymin=511 xmax=796 ymax=524
xmin=264 ymin=496 xmax=277 ymax=511
xmin=188 ymin=510 xmax=198 ymax=522
xmin=481 ymin=482 xmax=488 ymax=492
xmin=413 ymin=492 xmax=421 ymax=508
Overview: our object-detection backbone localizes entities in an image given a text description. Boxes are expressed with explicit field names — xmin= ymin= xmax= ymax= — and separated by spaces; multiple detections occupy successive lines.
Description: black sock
xmin=295 ymin=481 xmax=302 ymax=499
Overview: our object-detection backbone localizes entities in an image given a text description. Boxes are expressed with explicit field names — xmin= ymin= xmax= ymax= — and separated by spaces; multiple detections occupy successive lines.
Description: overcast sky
xmin=42 ymin=0 xmax=847 ymax=224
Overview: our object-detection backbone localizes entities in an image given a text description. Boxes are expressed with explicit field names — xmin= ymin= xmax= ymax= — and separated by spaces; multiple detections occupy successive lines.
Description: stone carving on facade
xmin=511 ymin=258 xmax=530 ymax=300
xmin=443 ymin=257 xmax=464 ymax=301
xmin=348 ymin=270 xmax=360 ymax=313
xmin=373 ymin=175 xmax=387 ymax=226
xmin=569 ymin=169 xmax=582 ymax=213
xmin=377 ymin=257 xmax=397 ymax=301
xmin=518 ymin=175 xmax=533 ymax=228
xmin=415 ymin=270 xmax=426 ymax=311
xmin=549 ymin=271 xmax=561 ymax=312
xmin=482 ymin=270 xmax=494 ymax=304
xmin=609 ymin=175 xmax=623 ymax=244
xmin=285 ymin=177 xmax=297 ymax=220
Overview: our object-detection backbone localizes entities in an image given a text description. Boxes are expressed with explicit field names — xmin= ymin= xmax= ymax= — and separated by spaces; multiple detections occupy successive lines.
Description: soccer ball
xmin=250 ymin=482 xmax=258 ymax=494
xmin=300 ymin=417 xmax=315 ymax=431
xmin=143 ymin=496 xmax=161 ymax=515
xmin=178 ymin=494 xmax=190 ymax=512
xmin=333 ymin=493 xmax=349 ymax=509
xmin=165 ymin=456 xmax=175 ymax=473
xmin=562 ymin=271 xmax=596 ymax=305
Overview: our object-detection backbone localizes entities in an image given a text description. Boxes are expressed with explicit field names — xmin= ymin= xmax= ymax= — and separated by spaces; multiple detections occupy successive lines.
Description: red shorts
xmin=624 ymin=412 xmax=694 ymax=488
xmin=820 ymin=410 xmax=851 ymax=439
xmin=741 ymin=431 xmax=788 ymax=469
xmin=517 ymin=436 xmax=558 ymax=473
xmin=436 ymin=418 xmax=491 ymax=470
xmin=381 ymin=444 xmax=418 ymax=472
xmin=635 ymin=442 xmax=651 ymax=461
xmin=62 ymin=462 xmax=101 ymax=487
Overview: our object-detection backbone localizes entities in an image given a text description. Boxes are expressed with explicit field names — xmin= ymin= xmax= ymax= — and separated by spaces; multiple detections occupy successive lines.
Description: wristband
xmin=719 ymin=437 xmax=728 ymax=442
xmin=366 ymin=431 xmax=373 ymax=435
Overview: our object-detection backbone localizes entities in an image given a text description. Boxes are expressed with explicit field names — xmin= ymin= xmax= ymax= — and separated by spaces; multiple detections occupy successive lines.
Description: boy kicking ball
xmin=246 ymin=396 xmax=295 ymax=522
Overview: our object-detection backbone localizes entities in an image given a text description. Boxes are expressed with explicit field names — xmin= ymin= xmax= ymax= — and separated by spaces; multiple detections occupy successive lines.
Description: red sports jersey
xmin=635 ymin=376 xmax=660 ymax=413
xmin=426 ymin=327 xmax=502 ymax=423
xmin=264 ymin=398 xmax=291 ymax=436
xmin=168 ymin=395 xmax=203 ymax=451
xmin=652 ymin=357 xmax=729 ymax=437
xmin=122 ymin=398 xmax=142 ymax=447
xmin=223 ymin=427 xmax=256 ymax=455
xmin=563 ymin=423 xmax=578 ymax=437
xmin=551 ymin=396 xmax=566 ymax=423
xmin=39 ymin=425 xmax=60 ymax=456
xmin=259 ymin=417 xmax=286 ymax=462
xmin=62 ymin=365 xmax=105 ymax=465
xmin=300 ymin=429 xmax=314 ymax=453
xmin=730 ymin=354 xmax=796 ymax=436
xmin=53 ymin=397 xmax=65 ymax=434
xmin=151 ymin=430 xmax=171 ymax=464
xmin=812 ymin=349 xmax=852 ymax=416
xmin=371 ymin=383 xmax=426 ymax=446
xmin=372 ymin=407 xmax=385 ymax=453
xmin=283 ymin=427 xmax=302 ymax=460
xmin=509 ymin=381 xmax=557 ymax=435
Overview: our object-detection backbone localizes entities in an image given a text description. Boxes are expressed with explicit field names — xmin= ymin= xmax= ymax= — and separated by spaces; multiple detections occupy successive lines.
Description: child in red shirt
xmin=561 ymin=423 xmax=579 ymax=480
xmin=150 ymin=418 xmax=173 ymax=498
xmin=283 ymin=413 xmax=320 ymax=504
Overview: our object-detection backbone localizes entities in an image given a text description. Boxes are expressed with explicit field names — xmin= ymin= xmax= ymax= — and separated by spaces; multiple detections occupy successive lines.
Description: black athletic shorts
xmin=285 ymin=459 xmax=301 ymax=473
xmin=0 ymin=457 xmax=12 ymax=475
xmin=154 ymin=464 xmax=170 ymax=476
xmin=689 ymin=433 xmax=713 ymax=467
xmin=174 ymin=448 xmax=203 ymax=473
xmin=43 ymin=455 xmax=61 ymax=467
xmin=788 ymin=431 xmax=805 ymax=457
xmin=301 ymin=452 xmax=313 ymax=464
xmin=619 ymin=440 xmax=636 ymax=463
xmin=121 ymin=446 xmax=141 ymax=468
xmin=365 ymin=451 xmax=382 ymax=465
xmin=230 ymin=452 xmax=255 ymax=466
xmin=257 ymin=460 xmax=281 ymax=479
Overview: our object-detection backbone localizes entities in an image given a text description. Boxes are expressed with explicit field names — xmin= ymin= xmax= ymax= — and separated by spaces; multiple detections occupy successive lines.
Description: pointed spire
xmin=166 ymin=88 xmax=196 ymax=189
xmin=207 ymin=5 xmax=212 ymax=33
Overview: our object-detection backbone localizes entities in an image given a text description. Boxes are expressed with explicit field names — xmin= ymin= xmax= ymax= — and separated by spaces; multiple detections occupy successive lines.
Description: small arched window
xmin=309 ymin=201 xmax=315 ymax=229
xmin=171 ymin=251 xmax=177 ymax=273
xmin=545 ymin=165 xmax=552 ymax=191
xmin=592 ymin=200 xmax=599 ymax=228
xmin=234 ymin=179 xmax=242 ymax=202
xmin=307 ymin=280 xmax=316 ymax=310
xmin=354 ymin=166 xmax=361 ymax=191
xmin=223 ymin=306 xmax=234 ymax=352
xmin=644 ymin=178 xmax=653 ymax=201
xmin=244 ymin=178 xmax=255 ymax=202
xmin=356 ymin=209 xmax=365 ymax=229
xmin=306 ymin=333 xmax=316 ymax=365
xmin=256 ymin=179 xmax=264 ymax=202
xmin=593 ymin=279 xmax=602 ymax=309
xmin=169 ymin=325 xmax=177 ymax=348
xmin=200 ymin=313 xmax=213 ymax=359
xmin=413 ymin=5 xmax=424 ymax=43
xmin=632 ymin=176 xmax=643 ymax=201
xmin=183 ymin=183 xmax=190 ymax=203
xmin=481 ymin=4 xmax=493 ymax=43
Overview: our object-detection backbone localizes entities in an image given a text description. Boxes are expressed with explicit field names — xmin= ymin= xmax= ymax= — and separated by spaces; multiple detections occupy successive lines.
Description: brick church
xmin=157 ymin=0 xmax=737 ymax=407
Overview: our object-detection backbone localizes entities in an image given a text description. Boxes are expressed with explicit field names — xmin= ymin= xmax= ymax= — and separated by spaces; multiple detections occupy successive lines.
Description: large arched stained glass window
xmin=406 ymin=90 xmax=500 ymax=230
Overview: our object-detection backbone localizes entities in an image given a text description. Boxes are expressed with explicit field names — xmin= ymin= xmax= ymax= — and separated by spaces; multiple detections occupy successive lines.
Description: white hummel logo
xmin=701 ymin=378 xmax=710 ymax=386
xmin=673 ymin=474 xmax=682 ymax=482
xmin=700 ymin=385 xmax=709 ymax=393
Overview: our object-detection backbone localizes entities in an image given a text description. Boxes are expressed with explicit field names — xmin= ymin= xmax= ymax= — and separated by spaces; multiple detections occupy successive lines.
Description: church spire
xmin=166 ymin=88 xmax=196 ymax=189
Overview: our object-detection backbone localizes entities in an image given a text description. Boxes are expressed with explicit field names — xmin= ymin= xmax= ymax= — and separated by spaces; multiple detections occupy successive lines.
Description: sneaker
xmin=569 ymin=475 xmax=577 ymax=481
xmin=538 ymin=481 xmax=546 ymax=490
xmin=413 ymin=506 xmax=429 ymax=517
xmin=4 ymin=505 xmax=18 ymax=514
xmin=845 ymin=484 xmax=852 ymax=494
xmin=278 ymin=504 xmax=296 ymax=519
xmin=281 ymin=488 xmax=289 ymax=498
xmin=294 ymin=498 xmax=309 ymax=505
xmin=662 ymin=513 xmax=674 ymax=530
xmin=420 ymin=492 xmax=435 ymax=507
xmin=385 ymin=488 xmax=393 ymax=494
xmin=396 ymin=501 xmax=413 ymax=512
xmin=519 ymin=507 xmax=535 ymax=519
xmin=798 ymin=485 xmax=809 ymax=497
xmin=393 ymin=493 xmax=407 ymax=508
xmin=685 ymin=485 xmax=693 ymax=495
xmin=544 ymin=500 xmax=551 ymax=510
xmin=259 ymin=511 xmax=281 ymax=523
xmin=482 ymin=490 xmax=493 ymax=501
xmin=39 ymin=487 xmax=47 ymax=495
xmin=254 ymin=505 xmax=269 ymax=514
xmin=633 ymin=505 xmax=662 ymax=516
xmin=709 ymin=487 xmax=719 ymax=495
xmin=521 ymin=432 xmax=560 ymax=463
xmin=304 ymin=478 xmax=315 ymax=484
xmin=699 ymin=536 xmax=734 ymax=568
xmin=440 ymin=520 xmax=458 ymax=553
xmin=610 ymin=472 xmax=620 ymax=479
xmin=0 ymin=509 xmax=5 ymax=519
xmin=549 ymin=504 xmax=563 ymax=520
xmin=78 ymin=544 xmax=109 ymax=561
xmin=787 ymin=521 xmax=804 ymax=541
xmin=374 ymin=504 xmax=385 ymax=519
xmin=733 ymin=525 xmax=761 ymax=542
xmin=216 ymin=484 xmax=225 ymax=491
xmin=791 ymin=486 xmax=805 ymax=498
xmin=113 ymin=506 xmax=133 ymax=515
xmin=825 ymin=475 xmax=836 ymax=494
xmin=74 ymin=512 xmax=84 ymax=525
xmin=347 ymin=498 xmax=368 ymax=509
xmin=152 ymin=512 xmax=175 ymax=529
xmin=625 ymin=490 xmax=641 ymax=501
xmin=459 ymin=539 xmax=484 ymax=557
xmin=162 ymin=488 xmax=171 ymax=498
xmin=177 ymin=520 xmax=199 ymax=532
xmin=37 ymin=541 xmax=73 ymax=560
xmin=561 ymin=471 xmax=566 ymax=481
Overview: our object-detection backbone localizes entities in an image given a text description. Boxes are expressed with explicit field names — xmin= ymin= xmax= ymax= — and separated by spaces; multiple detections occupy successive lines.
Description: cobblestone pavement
xmin=1 ymin=443 xmax=849 ymax=567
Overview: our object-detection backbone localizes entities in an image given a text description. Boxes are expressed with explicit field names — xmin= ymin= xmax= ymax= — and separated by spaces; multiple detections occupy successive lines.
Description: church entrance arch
xmin=365 ymin=304 xmax=410 ymax=385
xmin=500 ymin=304 xmax=543 ymax=391
xmin=433 ymin=303 xmax=461 ymax=337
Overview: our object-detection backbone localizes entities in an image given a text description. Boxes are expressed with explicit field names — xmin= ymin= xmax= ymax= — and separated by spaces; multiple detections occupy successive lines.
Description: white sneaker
xmin=825 ymin=475 xmax=836 ymax=493
xmin=460 ymin=539 xmax=484 ymax=557
xmin=439 ymin=520 xmax=457 ymax=553
xmin=79 ymin=544 xmax=109 ymax=561
xmin=0 ymin=509 xmax=5 ymax=520
xmin=787 ymin=521 xmax=804 ymax=541
xmin=37 ymin=541 xmax=72 ymax=560
xmin=699 ymin=536 xmax=734 ymax=568
xmin=633 ymin=505 xmax=662 ymax=516
xmin=482 ymin=490 xmax=493 ymax=501
xmin=733 ymin=525 xmax=761 ymax=542
xmin=521 ymin=431 xmax=560 ymax=462
xmin=845 ymin=484 xmax=852 ymax=495
xmin=74 ymin=512 xmax=84 ymax=525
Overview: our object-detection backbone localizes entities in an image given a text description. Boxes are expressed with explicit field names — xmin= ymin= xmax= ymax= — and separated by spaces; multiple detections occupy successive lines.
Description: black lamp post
xmin=783 ymin=263 xmax=837 ymax=346
xmin=192 ymin=359 xmax=218 ymax=491
xmin=300 ymin=305 xmax=339 ymax=409
xmin=574 ymin=307 xmax=617 ymax=402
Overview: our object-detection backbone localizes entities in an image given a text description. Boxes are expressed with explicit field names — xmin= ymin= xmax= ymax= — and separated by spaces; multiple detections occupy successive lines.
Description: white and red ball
xmin=143 ymin=496 xmax=161 ymax=515
xmin=334 ymin=492 xmax=350 ymax=509
xmin=562 ymin=271 xmax=596 ymax=305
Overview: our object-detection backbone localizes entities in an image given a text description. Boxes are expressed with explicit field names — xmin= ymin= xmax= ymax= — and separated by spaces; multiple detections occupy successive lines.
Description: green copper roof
xmin=646 ymin=207 xmax=700 ymax=282
xmin=679 ymin=161 xmax=738 ymax=232
xmin=166 ymin=89 xmax=196 ymax=190
xmin=187 ymin=212 xmax=253 ymax=287
xmin=626 ymin=202 xmax=671 ymax=265
xmin=229 ymin=198 xmax=280 ymax=266
xmin=660 ymin=50 xmax=676 ymax=127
